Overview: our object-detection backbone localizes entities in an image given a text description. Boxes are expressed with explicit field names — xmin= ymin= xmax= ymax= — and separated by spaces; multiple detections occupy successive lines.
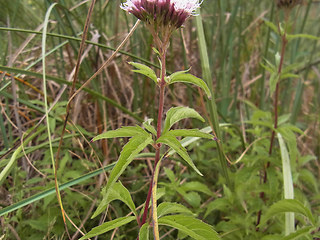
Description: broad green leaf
xmin=129 ymin=62 xmax=158 ymax=84
xmin=168 ymin=73 xmax=211 ymax=98
xmin=157 ymin=134 xmax=202 ymax=176
xmin=92 ymin=126 xmax=146 ymax=141
xmin=287 ymin=33 xmax=320 ymax=41
xmin=259 ymin=199 xmax=316 ymax=227
xmin=282 ymin=226 xmax=314 ymax=240
xmin=169 ymin=129 xmax=213 ymax=139
xmin=96 ymin=182 xmax=137 ymax=219
xmin=139 ymin=223 xmax=150 ymax=240
xmin=143 ymin=118 xmax=157 ymax=136
xmin=157 ymin=202 xmax=193 ymax=218
xmin=163 ymin=107 xmax=205 ymax=134
xmin=92 ymin=133 xmax=153 ymax=218
xmin=79 ymin=216 xmax=136 ymax=239
xmin=158 ymin=215 xmax=220 ymax=240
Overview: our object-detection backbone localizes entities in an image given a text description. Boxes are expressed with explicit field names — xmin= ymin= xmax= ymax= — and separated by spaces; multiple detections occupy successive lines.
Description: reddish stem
xmin=256 ymin=30 xmax=288 ymax=229
xmin=139 ymin=50 xmax=167 ymax=229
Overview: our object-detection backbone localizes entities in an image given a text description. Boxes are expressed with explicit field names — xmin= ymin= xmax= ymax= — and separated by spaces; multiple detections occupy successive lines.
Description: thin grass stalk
xmin=195 ymin=8 xmax=230 ymax=186
xmin=41 ymin=2 xmax=69 ymax=235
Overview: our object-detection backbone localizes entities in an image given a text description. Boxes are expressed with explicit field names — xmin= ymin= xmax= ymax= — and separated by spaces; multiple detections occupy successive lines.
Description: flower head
xmin=121 ymin=0 xmax=202 ymax=29
xmin=276 ymin=0 xmax=303 ymax=9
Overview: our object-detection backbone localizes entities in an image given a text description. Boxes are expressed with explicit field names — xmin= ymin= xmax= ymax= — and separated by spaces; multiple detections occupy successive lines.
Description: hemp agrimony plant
xmin=80 ymin=0 xmax=219 ymax=239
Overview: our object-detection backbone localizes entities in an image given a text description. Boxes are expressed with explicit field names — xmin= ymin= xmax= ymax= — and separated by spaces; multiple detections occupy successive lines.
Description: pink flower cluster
xmin=121 ymin=0 xmax=202 ymax=29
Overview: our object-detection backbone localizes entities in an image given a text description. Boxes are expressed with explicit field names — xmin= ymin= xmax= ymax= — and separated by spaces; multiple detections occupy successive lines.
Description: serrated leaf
xmin=157 ymin=202 xmax=193 ymax=218
xmin=157 ymin=134 xmax=202 ymax=176
xmin=168 ymin=73 xmax=211 ymax=98
xmin=163 ymin=107 xmax=205 ymax=134
xmin=79 ymin=216 xmax=136 ymax=239
xmin=129 ymin=62 xmax=158 ymax=83
xmin=139 ymin=223 xmax=150 ymax=240
xmin=169 ymin=129 xmax=213 ymax=139
xmin=92 ymin=133 xmax=153 ymax=218
xmin=143 ymin=118 xmax=157 ymax=135
xmin=259 ymin=199 xmax=316 ymax=227
xmin=96 ymin=182 xmax=137 ymax=219
xmin=92 ymin=126 xmax=146 ymax=141
xmin=158 ymin=215 xmax=220 ymax=240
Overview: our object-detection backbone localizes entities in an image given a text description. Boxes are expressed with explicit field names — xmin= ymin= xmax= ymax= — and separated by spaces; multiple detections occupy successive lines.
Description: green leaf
xmin=129 ymin=62 xmax=158 ymax=84
xmin=169 ymin=129 xmax=214 ymax=139
xmin=143 ymin=118 xmax=157 ymax=136
xmin=157 ymin=134 xmax=202 ymax=176
xmin=96 ymin=181 xmax=137 ymax=219
xmin=92 ymin=126 xmax=146 ymax=141
xmin=282 ymin=226 xmax=314 ymax=240
xmin=92 ymin=132 xmax=153 ymax=218
xmin=259 ymin=199 xmax=316 ymax=227
xmin=168 ymin=72 xmax=211 ymax=98
xmin=158 ymin=215 xmax=220 ymax=240
xmin=280 ymin=73 xmax=300 ymax=80
xmin=264 ymin=20 xmax=279 ymax=34
xmin=269 ymin=72 xmax=280 ymax=95
xmin=278 ymin=133 xmax=295 ymax=235
xmin=139 ymin=223 xmax=150 ymax=240
xmin=286 ymin=33 xmax=320 ymax=41
xmin=157 ymin=202 xmax=193 ymax=218
xmin=163 ymin=107 xmax=205 ymax=134
xmin=180 ymin=181 xmax=214 ymax=196
xmin=79 ymin=216 xmax=136 ymax=239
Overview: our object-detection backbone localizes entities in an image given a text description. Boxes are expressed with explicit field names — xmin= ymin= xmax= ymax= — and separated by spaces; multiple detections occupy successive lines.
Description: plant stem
xmin=256 ymin=25 xmax=288 ymax=229
xmin=139 ymin=49 xmax=167 ymax=231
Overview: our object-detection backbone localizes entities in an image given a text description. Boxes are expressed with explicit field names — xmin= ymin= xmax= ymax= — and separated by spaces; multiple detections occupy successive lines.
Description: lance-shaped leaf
xmin=168 ymin=72 xmax=211 ymax=98
xmin=163 ymin=107 xmax=205 ymax=134
xmin=92 ymin=126 xmax=146 ymax=141
xmin=157 ymin=133 xmax=202 ymax=176
xmin=158 ymin=215 xmax=220 ymax=240
xmin=129 ymin=62 xmax=158 ymax=84
xmin=79 ymin=216 xmax=136 ymax=239
xmin=96 ymin=181 xmax=137 ymax=219
xmin=92 ymin=132 xmax=153 ymax=218
xmin=259 ymin=199 xmax=316 ymax=227
xmin=157 ymin=202 xmax=193 ymax=218
xmin=169 ymin=129 xmax=214 ymax=139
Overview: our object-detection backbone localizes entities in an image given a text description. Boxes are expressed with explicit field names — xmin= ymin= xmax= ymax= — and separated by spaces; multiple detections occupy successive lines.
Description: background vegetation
xmin=0 ymin=0 xmax=319 ymax=239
